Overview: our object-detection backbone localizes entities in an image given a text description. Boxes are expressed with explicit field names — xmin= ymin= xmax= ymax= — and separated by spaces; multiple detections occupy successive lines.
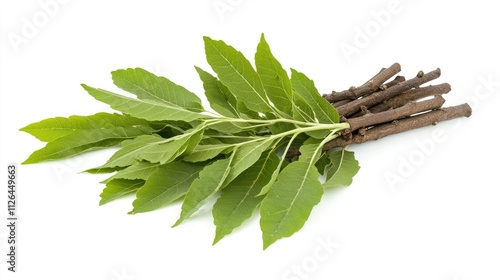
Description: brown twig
xmin=336 ymin=68 xmax=441 ymax=117
xmin=332 ymin=99 xmax=351 ymax=107
xmin=346 ymin=95 xmax=446 ymax=132
xmin=323 ymin=63 xmax=401 ymax=103
xmin=333 ymin=75 xmax=406 ymax=109
xmin=383 ymin=75 xmax=406 ymax=89
xmin=324 ymin=103 xmax=472 ymax=149
xmin=368 ymin=83 xmax=451 ymax=114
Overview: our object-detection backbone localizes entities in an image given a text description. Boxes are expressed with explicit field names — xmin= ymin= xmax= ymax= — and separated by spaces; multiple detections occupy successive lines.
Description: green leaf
xmin=22 ymin=124 xmax=156 ymax=164
xmin=82 ymin=84 xmax=207 ymax=122
xmin=210 ymin=135 xmax=263 ymax=145
xmin=290 ymin=69 xmax=340 ymax=124
xmin=95 ymin=134 xmax=167 ymax=169
xmin=296 ymin=138 xmax=324 ymax=162
xmin=195 ymin=66 xmax=240 ymax=118
xmin=289 ymin=92 xmax=330 ymax=139
xmin=137 ymin=128 xmax=204 ymax=164
xmin=212 ymin=149 xmax=279 ymax=244
xmin=103 ymin=161 xmax=161 ymax=183
xmin=173 ymin=156 xmax=234 ymax=227
xmin=206 ymin=121 xmax=257 ymax=134
xmin=324 ymin=149 xmax=360 ymax=188
xmin=260 ymin=143 xmax=324 ymax=249
xmin=95 ymin=127 xmax=203 ymax=169
xmin=183 ymin=143 xmax=233 ymax=162
xmin=203 ymin=36 xmax=275 ymax=115
xmin=315 ymin=153 xmax=331 ymax=176
xmin=291 ymin=91 xmax=315 ymax=123
xmin=100 ymin=179 xmax=144 ymax=205
xmin=112 ymin=67 xmax=204 ymax=112
xmin=130 ymin=161 xmax=204 ymax=214
xmin=224 ymin=139 xmax=275 ymax=184
xmin=85 ymin=166 xmax=125 ymax=174
xmin=255 ymin=34 xmax=293 ymax=116
xmin=257 ymin=135 xmax=299 ymax=196
xmin=195 ymin=67 xmax=260 ymax=120
xmin=267 ymin=118 xmax=296 ymax=135
xmin=20 ymin=112 xmax=152 ymax=142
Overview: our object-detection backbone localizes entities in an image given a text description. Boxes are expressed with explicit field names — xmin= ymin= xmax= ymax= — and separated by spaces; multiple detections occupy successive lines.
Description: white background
xmin=1 ymin=1 xmax=499 ymax=279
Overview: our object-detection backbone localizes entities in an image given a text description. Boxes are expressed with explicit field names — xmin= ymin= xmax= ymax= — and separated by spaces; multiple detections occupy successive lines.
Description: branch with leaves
xmin=21 ymin=34 xmax=471 ymax=249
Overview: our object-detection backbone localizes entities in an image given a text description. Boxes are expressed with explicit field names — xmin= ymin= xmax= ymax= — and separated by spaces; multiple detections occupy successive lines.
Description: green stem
xmin=200 ymin=116 xmax=351 ymax=156
xmin=212 ymin=116 xmax=343 ymax=128
xmin=229 ymin=121 xmax=349 ymax=150
xmin=269 ymin=122 xmax=349 ymax=141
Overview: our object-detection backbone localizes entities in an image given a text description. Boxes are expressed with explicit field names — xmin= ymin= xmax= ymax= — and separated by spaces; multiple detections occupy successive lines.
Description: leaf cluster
xmin=21 ymin=34 xmax=360 ymax=249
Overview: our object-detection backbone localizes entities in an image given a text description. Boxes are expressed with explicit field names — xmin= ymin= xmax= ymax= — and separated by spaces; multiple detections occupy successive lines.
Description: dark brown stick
xmin=336 ymin=68 xmax=442 ymax=117
xmin=346 ymin=95 xmax=446 ymax=131
xmin=323 ymin=63 xmax=401 ymax=102
xmin=383 ymin=75 xmax=406 ymax=89
xmin=333 ymin=99 xmax=351 ymax=107
xmin=368 ymin=83 xmax=451 ymax=114
xmin=333 ymin=76 xmax=406 ymax=109
xmin=324 ymin=103 xmax=472 ymax=149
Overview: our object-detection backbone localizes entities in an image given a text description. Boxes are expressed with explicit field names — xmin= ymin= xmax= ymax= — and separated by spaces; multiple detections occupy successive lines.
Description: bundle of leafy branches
xmin=21 ymin=34 xmax=471 ymax=249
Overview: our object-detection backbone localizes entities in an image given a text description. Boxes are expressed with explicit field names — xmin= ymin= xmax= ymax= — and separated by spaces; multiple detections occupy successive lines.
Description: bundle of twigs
xmin=321 ymin=63 xmax=472 ymax=149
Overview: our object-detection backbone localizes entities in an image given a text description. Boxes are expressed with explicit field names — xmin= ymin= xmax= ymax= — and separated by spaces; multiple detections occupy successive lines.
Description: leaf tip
xmin=212 ymin=228 xmax=229 ymax=245
xmin=19 ymin=125 xmax=28 ymax=133
xmin=171 ymin=219 xmax=182 ymax=228
xmin=80 ymin=83 xmax=93 ymax=93
xmin=262 ymin=237 xmax=274 ymax=250
xmin=21 ymin=156 xmax=37 ymax=165
xmin=212 ymin=236 xmax=221 ymax=246
xmin=202 ymin=36 xmax=213 ymax=44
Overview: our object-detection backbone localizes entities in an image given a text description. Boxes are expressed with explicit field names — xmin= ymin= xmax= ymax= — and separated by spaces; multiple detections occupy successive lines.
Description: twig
xmin=332 ymin=75 xmax=406 ymax=109
xmin=346 ymin=95 xmax=446 ymax=131
xmin=336 ymin=68 xmax=441 ymax=117
xmin=323 ymin=63 xmax=401 ymax=102
xmin=324 ymin=103 xmax=472 ymax=149
xmin=383 ymin=75 xmax=406 ymax=89
xmin=367 ymin=83 xmax=451 ymax=114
